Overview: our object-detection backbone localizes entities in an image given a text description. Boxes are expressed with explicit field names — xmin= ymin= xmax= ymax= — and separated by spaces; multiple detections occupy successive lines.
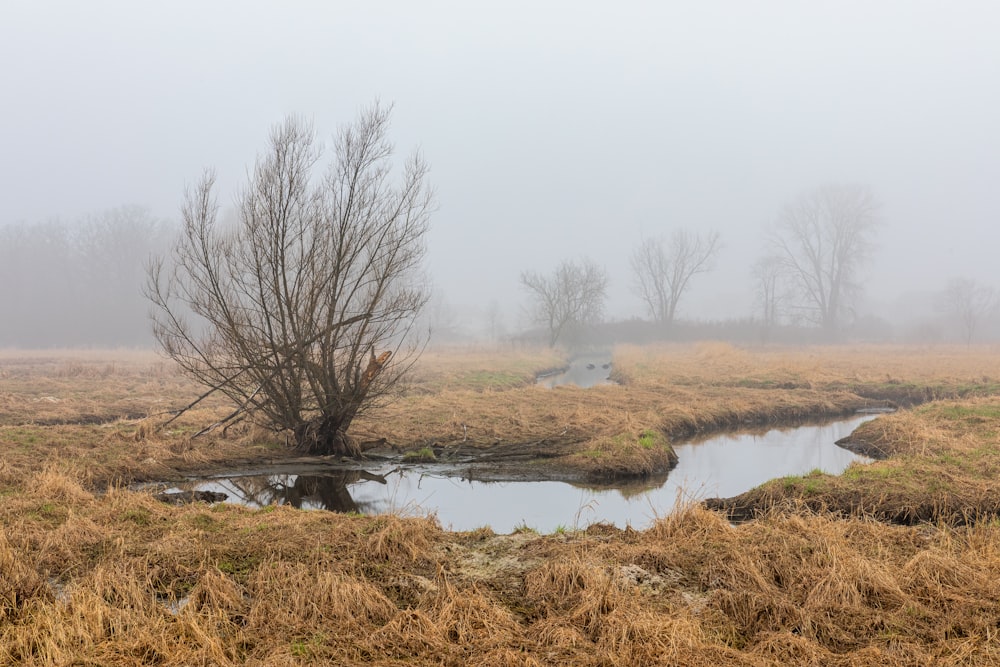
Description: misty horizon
xmin=2 ymin=2 xmax=999 ymax=345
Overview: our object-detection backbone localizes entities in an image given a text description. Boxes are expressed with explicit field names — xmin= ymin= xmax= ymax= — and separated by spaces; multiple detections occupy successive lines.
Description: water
xmin=157 ymin=415 xmax=875 ymax=533
xmin=536 ymin=354 xmax=614 ymax=388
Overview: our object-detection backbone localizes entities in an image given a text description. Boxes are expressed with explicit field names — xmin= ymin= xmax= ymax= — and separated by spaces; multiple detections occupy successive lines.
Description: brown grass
xmin=6 ymin=468 xmax=1000 ymax=664
xmin=710 ymin=396 xmax=1000 ymax=525
xmin=4 ymin=344 xmax=1000 ymax=663
xmin=5 ymin=342 xmax=999 ymax=485
xmin=612 ymin=341 xmax=1000 ymax=391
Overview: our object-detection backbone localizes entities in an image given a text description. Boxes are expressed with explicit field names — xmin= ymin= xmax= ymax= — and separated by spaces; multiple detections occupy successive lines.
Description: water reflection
xmin=184 ymin=470 xmax=390 ymax=513
xmin=568 ymin=473 xmax=672 ymax=499
xmin=670 ymin=415 xmax=873 ymax=499
xmin=165 ymin=415 xmax=876 ymax=533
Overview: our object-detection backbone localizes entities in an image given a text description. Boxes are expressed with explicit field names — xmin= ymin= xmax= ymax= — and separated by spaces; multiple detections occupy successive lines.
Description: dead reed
xmin=3 ymin=345 xmax=1000 ymax=663
xmin=7 ymin=467 xmax=1000 ymax=664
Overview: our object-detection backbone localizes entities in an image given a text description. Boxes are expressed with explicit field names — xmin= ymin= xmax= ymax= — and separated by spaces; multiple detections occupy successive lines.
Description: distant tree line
xmin=0 ymin=206 xmax=173 ymax=346
xmin=3 ymin=183 xmax=998 ymax=349
xmin=518 ymin=183 xmax=999 ymax=347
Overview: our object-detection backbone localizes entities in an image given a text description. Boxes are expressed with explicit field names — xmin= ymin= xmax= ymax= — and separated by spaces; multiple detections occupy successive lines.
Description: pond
xmin=151 ymin=414 xmax=876 ymax=533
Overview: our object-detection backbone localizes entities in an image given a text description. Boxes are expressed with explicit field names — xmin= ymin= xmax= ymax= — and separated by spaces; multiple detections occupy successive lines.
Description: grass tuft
xmin=4 ymin=345 xmax=1000 ymax=663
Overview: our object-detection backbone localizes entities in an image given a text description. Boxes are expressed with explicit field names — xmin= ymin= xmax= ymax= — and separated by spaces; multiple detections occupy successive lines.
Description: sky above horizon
xmin=3 ymin=1 xmax=999 ymax=332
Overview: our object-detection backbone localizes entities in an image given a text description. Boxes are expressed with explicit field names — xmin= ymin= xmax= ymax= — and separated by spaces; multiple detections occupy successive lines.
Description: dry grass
xmin=710 ymin=396 xmax=1000 ymax=525
xmin=0 ymin=345 xmax=849 ymax=486
xmin=5 ymin=467 xmax=1000 ymax=665
xmin=5 ymin=344 xmax=1000 ymax=663
xmin=612 ymin=341 xmax=1000 ymax=390
xmin=5 ymin=342 xmax=999 ymax=486
xmin=404 ymin=345 xmax=565 ymax=393
xmin=359 ymin=342 xmax=1000 ymax=481
xmin=2 ymin=342 xmax=1000 ymax=485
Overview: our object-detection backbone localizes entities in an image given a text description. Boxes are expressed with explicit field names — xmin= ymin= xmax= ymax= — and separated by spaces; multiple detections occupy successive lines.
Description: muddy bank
xmin=142 ymin=432 xmax=677 ymax=489
xmin=833 ymin=432 xmax=892 ymax=460
xmin=148 ymin=410 xmax=871 ymax=490
xmin=138 ymin=409 xmax=884 ymax=522
xmin=129 ymin=400 xmax=901 ymax=492
xmin=375 ymin=397 xmax=889 ymax=487
xmin=704 ymin=487 xmax=1000 ymax=527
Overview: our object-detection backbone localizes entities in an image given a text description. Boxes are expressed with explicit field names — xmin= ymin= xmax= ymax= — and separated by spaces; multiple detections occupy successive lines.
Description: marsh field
xmin=5 ymin=343 xmax=1000 ymax=665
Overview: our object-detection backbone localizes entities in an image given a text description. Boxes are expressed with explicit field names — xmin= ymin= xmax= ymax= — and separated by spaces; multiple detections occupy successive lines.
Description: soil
xmin=702 ymin=487 xmax=1000 ymax=527
xmin=832 ymin=432 xmax=892 ymax=459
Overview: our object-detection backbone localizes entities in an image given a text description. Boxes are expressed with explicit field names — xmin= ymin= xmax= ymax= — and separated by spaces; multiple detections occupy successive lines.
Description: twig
xmin=156 ymin=312 xmax=373 ymax=432
xmin=191 ymin=384 xmax=264 ymax=438
xmin=156 ymin=369 xmax=249 ymax=430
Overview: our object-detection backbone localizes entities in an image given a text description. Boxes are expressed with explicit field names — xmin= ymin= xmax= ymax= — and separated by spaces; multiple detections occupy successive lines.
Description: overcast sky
xmin=3 ymin=1 xmax=999 ymax=329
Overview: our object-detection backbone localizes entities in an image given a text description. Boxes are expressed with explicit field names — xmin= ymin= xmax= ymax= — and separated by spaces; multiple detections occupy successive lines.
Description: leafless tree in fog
xmin=76 ymin=206 xmax=173 ymax=342
xmin=424 ymin=289 xmax=462 ymax=343
xmin=0 ymin=220 xmax=74 ymax=345
xmin=769 ymin=184 xmax=880 ymax=336
xmin=0 ymin=207 xmax=171 ymax=346
xmin=146 ymin=104 xmax=434 ymax=457
xmin=630 ymin=230 xmax=721 ymax=324
xmin=520 ymin=258 xmax=608 ymax=346
xmin=752 ymin=254 xmax=786 ymax=336
xmin=485 ymin=299 xmax=505 ymax=342
xmin=939 ymin=278 xmax=998 ymax=345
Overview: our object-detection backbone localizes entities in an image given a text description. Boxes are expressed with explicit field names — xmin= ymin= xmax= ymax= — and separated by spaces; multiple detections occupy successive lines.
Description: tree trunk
xmin=292 ymin=350 xmax=392 ymax=457
xmin=293 ymin=415 xmax=361 ymax=456
xmin=290 ymin=474 xmax=360 ymax=513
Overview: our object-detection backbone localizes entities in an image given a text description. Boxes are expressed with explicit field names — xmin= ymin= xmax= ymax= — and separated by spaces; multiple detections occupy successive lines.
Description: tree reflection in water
xmin=206 ymin=470 xmax=388 ymax=514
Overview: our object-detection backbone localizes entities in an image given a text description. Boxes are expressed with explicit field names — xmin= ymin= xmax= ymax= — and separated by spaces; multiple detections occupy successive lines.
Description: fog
xmin=2 ymin=2 xmax=999 ymax=345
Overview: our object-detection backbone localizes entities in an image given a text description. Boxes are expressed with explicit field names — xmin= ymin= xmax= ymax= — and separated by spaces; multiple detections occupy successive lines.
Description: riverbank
xmin=6 ymin=344 xmax=1000 ymax=664
xmin=4 ymin=468 xmax=1000 ymax=665
xmin=705 ymin=397 xmax=1000 ymax=525
xmin=3 ymin=343 xmax=1000 ymax=488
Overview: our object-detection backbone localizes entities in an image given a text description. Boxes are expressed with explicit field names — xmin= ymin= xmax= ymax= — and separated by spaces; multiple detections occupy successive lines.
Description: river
xmin=151 ymin=414 xmax=875 ymax=533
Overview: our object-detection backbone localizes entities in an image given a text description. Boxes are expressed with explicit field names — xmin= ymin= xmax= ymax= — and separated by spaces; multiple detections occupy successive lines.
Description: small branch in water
xmin=357 ymin=469 xmax=390 ymax=485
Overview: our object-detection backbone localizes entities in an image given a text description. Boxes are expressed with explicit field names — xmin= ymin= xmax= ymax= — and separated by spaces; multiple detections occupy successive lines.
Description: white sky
xmin=3 ymin=1 xmax=999 ymax=328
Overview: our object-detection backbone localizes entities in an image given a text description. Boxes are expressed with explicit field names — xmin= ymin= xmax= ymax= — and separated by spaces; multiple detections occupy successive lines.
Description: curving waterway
xmin=152 ymin=414 xmax=876 ymax=533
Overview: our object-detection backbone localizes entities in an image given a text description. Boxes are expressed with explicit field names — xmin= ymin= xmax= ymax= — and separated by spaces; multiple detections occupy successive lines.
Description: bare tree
xmin=0 ymin=220 xmax=75 ymax=345
xmin=75 ymin=206 xmax=173 ymax=344
xmin=769 ymin=184 xmax=880 ymax=335
xmin=0 ymin=208 xmax=174 ymax=346
xmin=752 ymin=254 xmax=786 ymax=336
xmin=424 ymin=289 xmax=462 ymax=343
xmin=630 ymin=230 xmax=721 ymax=324
xmin=939 ymin=278 xmax=998 ymax=345
xmin=520 ymin=258 xmax=608 ymax=346
xmin=485 ymin=299 xmax=505 ymax=343
xmin=146 ymin=104 xmax=433 ymax=457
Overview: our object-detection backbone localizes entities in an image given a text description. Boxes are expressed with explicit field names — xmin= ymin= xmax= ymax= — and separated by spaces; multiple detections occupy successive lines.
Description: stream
xmin=150 ymin=414 xmax=875 ymax=533
xmin=535 ymin=353 xmax=615 ymax=389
